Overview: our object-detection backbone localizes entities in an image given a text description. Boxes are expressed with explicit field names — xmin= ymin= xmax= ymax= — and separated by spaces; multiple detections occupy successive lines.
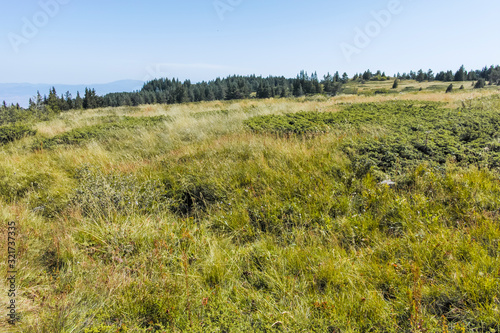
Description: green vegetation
xmin=0 ymin=123 xmax=36 ymax=144
xmin=3 ymin=65 xmax=499 ymax=113
xmin=33 ymin=115 xmax=170 ymax=149
xmin=476 ymin=79 xmax=487 ymax=89
xmin=1 ymin=86 xmax=500 ymax=332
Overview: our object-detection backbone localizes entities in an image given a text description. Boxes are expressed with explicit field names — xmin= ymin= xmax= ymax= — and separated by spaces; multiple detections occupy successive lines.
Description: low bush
xmin=246 ymin=101 xmax=500 ymax=178
xmin=163 ymin=173 xmax=227 ymax=215
xmin=244 ymin=112 xmax=330 ymax=134
xmin=0 ymin=123 xmax=36 ymax=144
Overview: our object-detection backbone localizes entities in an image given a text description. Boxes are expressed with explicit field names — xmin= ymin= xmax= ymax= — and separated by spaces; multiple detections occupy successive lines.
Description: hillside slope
xmin=1 ymin=88 xmax=500 ymax=332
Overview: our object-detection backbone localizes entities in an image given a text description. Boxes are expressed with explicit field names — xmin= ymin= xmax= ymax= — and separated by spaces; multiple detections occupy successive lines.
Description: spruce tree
xmin=392 ymin=79 xmax=399 ymax=89
xmin=416 ymin=70 xmax=425 ymax=82
xmin=446 ymin=84 xmax=453 ymax=93
xmin=64 ymin=91 xmax=73 ymax=110
xmin=454 ymin=65 xmax=466 ymax=82
xmin=75 ymin=92 xmax=83 ymax=109
xmin=47 ymin=87 xmax=61 ymax=113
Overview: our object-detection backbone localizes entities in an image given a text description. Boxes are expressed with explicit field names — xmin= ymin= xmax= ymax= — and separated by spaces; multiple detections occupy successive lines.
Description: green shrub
xmin=246 ymin=100 xmax=500 ymax=178
xmin=244 ymin=112 xmax=330 ymax=135
xmin=0 ymin=123 xmax=36 ymax=144
xmin=163 ymin=173 xmax=227 ymax=215
xmin=475 ymin=79 xmax=486 ymax=89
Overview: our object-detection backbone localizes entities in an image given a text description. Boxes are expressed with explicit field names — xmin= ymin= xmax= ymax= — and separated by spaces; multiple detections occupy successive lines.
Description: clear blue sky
xmin=1 ymin=0 xmax=498 ymax=84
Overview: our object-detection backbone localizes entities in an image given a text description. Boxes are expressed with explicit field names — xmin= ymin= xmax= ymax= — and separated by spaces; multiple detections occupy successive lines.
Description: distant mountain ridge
xmin=0 ymin=80 xmax=145 ymax=107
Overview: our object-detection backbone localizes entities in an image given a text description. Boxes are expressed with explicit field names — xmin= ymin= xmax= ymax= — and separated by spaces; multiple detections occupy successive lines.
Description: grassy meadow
xmin=1 ymin=81 xmax=500 ymax=332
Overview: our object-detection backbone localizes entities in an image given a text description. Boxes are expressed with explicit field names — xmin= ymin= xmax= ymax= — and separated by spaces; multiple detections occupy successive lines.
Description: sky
xmin=0 ymin=0 xmax=499 ymax=85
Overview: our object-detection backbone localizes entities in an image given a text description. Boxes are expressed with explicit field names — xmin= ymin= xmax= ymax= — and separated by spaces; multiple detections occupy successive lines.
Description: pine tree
xmin=446 ymin=84 xmax=453 ymax=93
xmin=392 ymin=79 xmax=399 ymax=89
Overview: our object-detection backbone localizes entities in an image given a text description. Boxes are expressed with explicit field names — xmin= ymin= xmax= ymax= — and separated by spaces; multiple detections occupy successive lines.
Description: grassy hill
xmin=1 ymin=83 xmax=500 ymax=332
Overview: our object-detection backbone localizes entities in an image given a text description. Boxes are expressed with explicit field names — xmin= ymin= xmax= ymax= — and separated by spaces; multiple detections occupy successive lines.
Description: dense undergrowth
xmin=1 ymin=91 xmax=500 ymax=332
xmin=0 ymin=124 xmax=36 ymax=145
xmin=246 ymin=98 xmax=500 ymax=179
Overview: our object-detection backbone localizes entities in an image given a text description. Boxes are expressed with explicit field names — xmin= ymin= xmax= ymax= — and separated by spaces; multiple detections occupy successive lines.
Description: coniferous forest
xmin=2 ymin=65 xmax=499 ymax=119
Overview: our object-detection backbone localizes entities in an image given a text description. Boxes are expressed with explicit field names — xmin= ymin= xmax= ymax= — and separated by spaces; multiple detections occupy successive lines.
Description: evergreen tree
xmin=427 ymin=69 xmax=434 ymax=81
xmin=322 ymin=74 xmax=342 ymax=96
xmin=474 ymin=79 xmax=486 ymax=89
xmin=444 ymin=71 xmax=454 ymax=81
xmin=174 ymin=85 xmax=189 ymax=103
xmin=83 ymin=88 xmax=99 ymax=109
xmin=341 ymin=73 xmax=349 ymax=83
xmin=47 ymin=87 xmax=61 ymax=113
xmin=416 ymin=70 xmax=425 ymax=82
xmin=490 ymin=66 xmax=500 ymax=85
xmin=392 ymin=79 xmax=399 ymax=89
xmin=226 ymin=82 xmax=242 ymax=100
xmin=333 ymin=71 xmax=340 ymax=82
xmin=446 ymin=84 xmax=453 ymax=93
xmin=292 ymin=80 xmax=303 ymax=97
xmin=64 ymin=91 xmax=73 ymax=110
xmin=256 ymin=82 xmax=272 ymax=99
xmin=74 ymin=92 xmax=83 ymax=109
xmin=362 ymin=70 xmax=372 ymax=81
xmin=454 ymin=65 xmax=466 ymax=81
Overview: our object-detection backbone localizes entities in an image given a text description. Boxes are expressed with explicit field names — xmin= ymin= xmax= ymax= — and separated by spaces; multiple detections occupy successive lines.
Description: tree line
xmin=1 ymin=65 xmax=499 ymax=120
